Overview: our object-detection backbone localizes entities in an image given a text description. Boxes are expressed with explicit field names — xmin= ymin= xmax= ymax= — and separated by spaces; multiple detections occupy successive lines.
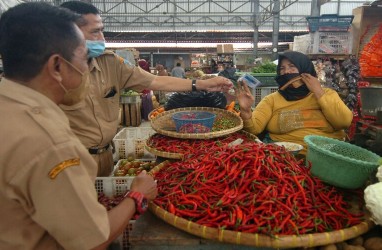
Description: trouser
xmin=90 ymin=147 xmax=114 ymax=177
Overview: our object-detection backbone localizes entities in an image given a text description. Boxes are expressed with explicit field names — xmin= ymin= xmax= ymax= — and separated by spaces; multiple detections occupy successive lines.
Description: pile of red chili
xmin=147 ymin=132 xmax=256 ymax=155
xmin=153 ymin=142 xmax=364 ymax=235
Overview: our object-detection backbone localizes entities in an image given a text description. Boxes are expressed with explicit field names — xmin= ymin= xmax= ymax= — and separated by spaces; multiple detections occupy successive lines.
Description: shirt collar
xmin=88 ymin=57 xmax=101 ymax=72
xmin=0 ymin=77 xmax=65 ymax=115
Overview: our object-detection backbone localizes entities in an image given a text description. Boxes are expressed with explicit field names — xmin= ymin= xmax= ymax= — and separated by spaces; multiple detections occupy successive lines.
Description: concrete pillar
xmin=272 ymin=0 xmax=280 ymax=60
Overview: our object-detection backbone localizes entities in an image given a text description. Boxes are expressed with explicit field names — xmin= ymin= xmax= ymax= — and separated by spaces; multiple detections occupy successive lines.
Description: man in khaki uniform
xmin=0 ymin=3 xmax=157 ymax=249
xmin=61 ymin=1 xmax=234 ymax=177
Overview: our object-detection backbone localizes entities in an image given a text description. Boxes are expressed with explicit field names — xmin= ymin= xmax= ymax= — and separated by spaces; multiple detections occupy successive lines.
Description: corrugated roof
xmin=20 ymin=0 xmax=366 ymax=33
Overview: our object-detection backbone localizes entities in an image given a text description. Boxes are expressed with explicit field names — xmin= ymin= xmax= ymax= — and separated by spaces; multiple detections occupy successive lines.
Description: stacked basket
xmin=149 ymin=107 xmax=243 ymax=139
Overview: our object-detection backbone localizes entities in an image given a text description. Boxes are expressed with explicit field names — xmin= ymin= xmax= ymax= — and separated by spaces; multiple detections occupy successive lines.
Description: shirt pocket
xmin=99 ymin=94 xmax=120 ymax=122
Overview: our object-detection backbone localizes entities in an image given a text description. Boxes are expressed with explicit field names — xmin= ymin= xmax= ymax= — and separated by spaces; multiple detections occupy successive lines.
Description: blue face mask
xmin=86 ymin=40 xmax=105 ymax=58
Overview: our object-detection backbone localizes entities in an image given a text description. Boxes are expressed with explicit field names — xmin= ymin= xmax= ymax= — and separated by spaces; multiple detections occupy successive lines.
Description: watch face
xmin=141 ymin=198 xmax=148 ymax=211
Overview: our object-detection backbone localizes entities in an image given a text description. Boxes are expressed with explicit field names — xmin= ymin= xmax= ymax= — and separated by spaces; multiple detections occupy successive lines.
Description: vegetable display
xmin=153 ymin=142 xmax=364 ymax=235
xmin=146 ymin=131 xmax=257 ymax=155
xmin=113 ymin=159 xmax=157 ymax=177
xmin=98 ymin=193 xmax=124 ymax=211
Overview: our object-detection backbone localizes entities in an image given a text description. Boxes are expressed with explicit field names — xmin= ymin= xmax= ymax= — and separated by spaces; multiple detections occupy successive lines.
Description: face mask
xmin=86 ymin=40 xmax=105 ymax=58
xmin=275 ymin=73 xmax=300 ymax=88
xmin=59 ymin=57 xmax=89 ymax=106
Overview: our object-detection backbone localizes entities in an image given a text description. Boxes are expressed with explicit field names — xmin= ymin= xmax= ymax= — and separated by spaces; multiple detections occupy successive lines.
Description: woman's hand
xmin=301 ymin=73 xmax=324 ymax=99
xmin=236 ymin=80 xmax=254 ymax=120
xmin=130 ymin=171 xmax=158 ymax=201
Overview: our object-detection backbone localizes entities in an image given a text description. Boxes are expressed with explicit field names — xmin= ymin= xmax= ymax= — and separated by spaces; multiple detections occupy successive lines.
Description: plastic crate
xmin=306 ymin=14 xmax=354 ymax=32
xmin=235 ymin=72 xmax=277 ymax=87
xmin=113 ymin=127 xmax=156 ymax=160
xmin=95 ymin=177 xmax=135 ymax=250
xmin=293 ymin=34 xmax=313 ymax=54
xmin=252 ymin=87 xmax=278 ymax=107
xmin=309 ymin=31 xmax=353 ymax=54
xmin=111 ymin=159 xmax=157 ymax=177
xmin=252 ymin=73 xmax=278 ymax=87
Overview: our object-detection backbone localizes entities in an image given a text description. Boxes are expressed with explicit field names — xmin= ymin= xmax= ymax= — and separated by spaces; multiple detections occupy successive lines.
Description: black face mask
xmin=275 ymin=73 xmax=310 ymax=101
xmin=275 ymin=73 xmax=300 ymax=87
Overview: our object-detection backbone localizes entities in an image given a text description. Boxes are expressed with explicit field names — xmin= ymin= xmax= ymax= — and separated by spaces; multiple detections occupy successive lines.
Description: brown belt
xmin=88 ymin=144 xmax=110 ymax=155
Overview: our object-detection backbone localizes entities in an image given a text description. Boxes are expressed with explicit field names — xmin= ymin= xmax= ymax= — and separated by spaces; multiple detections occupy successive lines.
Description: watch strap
xmin=124 ymin=191 xmax=148 ymax=219
xmin=192 ymin=79 xmax=197 ymax=91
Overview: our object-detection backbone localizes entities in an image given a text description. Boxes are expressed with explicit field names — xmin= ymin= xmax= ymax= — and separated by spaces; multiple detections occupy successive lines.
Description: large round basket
xmin=150 ymin=107 xmax=243 ymax=139
xmin=145 ymin=139 xmax=184 ymax=159
xmin=145 ymin=130 xmax=258 ymax=160
xmin=304 ymin=135 xmax=381 ymax=189
xmin=148 ymin=163 xmax=374 ymax=249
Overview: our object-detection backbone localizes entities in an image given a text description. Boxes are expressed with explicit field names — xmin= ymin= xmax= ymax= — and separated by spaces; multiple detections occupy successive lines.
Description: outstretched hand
xmin=235 ymin=80 xmax=254 ymax=120
xmin=203 ymin=76 xmax=234 ymax=92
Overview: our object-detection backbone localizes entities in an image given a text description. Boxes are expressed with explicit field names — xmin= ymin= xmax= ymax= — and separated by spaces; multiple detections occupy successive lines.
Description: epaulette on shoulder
xmin=102 ymin=50 xmax=125 ymax=64
xmin=102 ymin=50 xmax=115 ymax=55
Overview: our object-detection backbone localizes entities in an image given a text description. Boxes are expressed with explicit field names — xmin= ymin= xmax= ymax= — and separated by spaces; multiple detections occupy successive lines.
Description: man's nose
xmin=97 ymin=31 xmax=105 ymax=41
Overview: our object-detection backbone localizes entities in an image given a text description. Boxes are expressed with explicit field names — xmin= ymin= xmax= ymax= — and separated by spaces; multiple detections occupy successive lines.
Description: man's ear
xmin=47 ymin=54 xmax=62 ymax=83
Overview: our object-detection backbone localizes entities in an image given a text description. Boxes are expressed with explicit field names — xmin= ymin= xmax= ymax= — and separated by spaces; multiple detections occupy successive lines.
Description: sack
xmin=164 ymin=91 xmax=227 ymax=111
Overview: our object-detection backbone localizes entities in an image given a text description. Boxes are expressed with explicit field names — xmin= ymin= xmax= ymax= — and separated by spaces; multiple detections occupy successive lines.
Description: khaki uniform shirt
xmin=243 ymin=88 xmax=353 ymax=154
xmin=0 ymin=79 xmax=109 ymax=250
xmin=60 ymin=51 xmax=156 ymax=149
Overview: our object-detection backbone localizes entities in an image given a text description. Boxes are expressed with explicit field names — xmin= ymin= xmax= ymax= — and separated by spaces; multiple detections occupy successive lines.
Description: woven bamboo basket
xmin=148 ymin=163 xmax=375 ymax=248
xmin=148 ymin=106 xmax=165 ymax=121
xmin=145 ymin=130 xmax=258 ymax=160
xmin=150 ymin=107 xmax=243 ymax=139
xmin=145 ymin=143 xmax=184 ymax=159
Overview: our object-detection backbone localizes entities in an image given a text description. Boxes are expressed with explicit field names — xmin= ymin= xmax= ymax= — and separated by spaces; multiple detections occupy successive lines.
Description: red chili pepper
xmin=168 ymin=202 xmax=176 ymax=214
xmin=154 ymin=142 xmax=364 ymax=235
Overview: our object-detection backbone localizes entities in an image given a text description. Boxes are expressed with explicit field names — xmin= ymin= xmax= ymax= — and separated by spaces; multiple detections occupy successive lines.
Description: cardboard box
xmin=352 ymin=6 xmax=382 ymax=57
xmin=123 ymin=102 xmax=142 ymax=127
xmin=217 ymin=44 xmax=234 ymax=53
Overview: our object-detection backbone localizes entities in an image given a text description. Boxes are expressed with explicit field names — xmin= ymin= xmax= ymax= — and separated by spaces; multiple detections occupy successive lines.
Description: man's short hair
xmin=0 ymin=2 xmax=82 ymax=81
xmin=60 ymin=1 xmax=99 ymax=15
xmin=176 ymin=63 xmax=181 ymax=67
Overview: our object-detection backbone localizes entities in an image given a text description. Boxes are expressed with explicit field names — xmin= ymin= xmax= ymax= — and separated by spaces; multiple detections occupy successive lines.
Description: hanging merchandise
xmin=313 ymin=57 xmax=360 ymax=111
xmin=341 ymin=57 xmax=360 ymax=111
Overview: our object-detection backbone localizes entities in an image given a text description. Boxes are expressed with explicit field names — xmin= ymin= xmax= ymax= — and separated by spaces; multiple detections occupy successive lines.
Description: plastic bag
xmin=141 ymin=90 xmax=153 ymax=120
xmin=218 ymin=68 xmax=239 ymax=83
xmin=164 ymin=91 xmax=227 ymax=111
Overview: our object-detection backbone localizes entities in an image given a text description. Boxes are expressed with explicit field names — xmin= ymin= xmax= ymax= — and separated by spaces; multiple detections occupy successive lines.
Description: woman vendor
xmin=236 ymin=51 xmax=353 ymax=154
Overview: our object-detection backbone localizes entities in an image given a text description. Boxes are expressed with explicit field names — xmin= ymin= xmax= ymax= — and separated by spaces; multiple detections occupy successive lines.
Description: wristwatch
xmin=124 ymin=191 xmax=148 ymax=218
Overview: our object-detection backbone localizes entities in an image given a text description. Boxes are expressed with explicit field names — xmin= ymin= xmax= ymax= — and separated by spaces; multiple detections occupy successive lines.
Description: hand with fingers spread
xmin=235 ymin=81 xmax=255 ymax=120
xmin=300 ymin=73 xmax=324 ymax=99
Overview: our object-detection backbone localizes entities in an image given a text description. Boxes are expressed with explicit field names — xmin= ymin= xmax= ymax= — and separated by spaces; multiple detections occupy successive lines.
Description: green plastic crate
xmin=236 ymin=72 xmax=277 ymax=87
xmin=252 ymin=73 xmax=277 ymax=87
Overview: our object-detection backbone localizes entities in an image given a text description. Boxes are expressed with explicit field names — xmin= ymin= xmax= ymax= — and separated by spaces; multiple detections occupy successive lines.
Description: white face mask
xmin=59 ymin=57 xmax=89 ymax=106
